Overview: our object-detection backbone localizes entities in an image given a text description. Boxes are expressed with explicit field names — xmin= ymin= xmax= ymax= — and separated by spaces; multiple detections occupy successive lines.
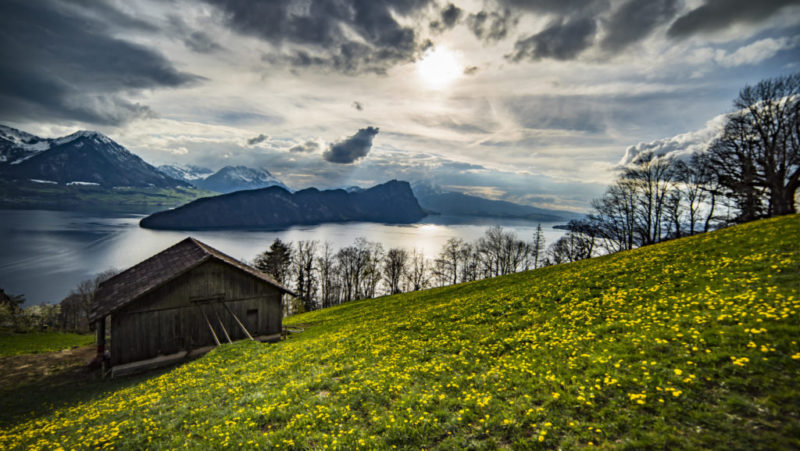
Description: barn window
xmin=246 ymin=309 xmax=258 ymax=328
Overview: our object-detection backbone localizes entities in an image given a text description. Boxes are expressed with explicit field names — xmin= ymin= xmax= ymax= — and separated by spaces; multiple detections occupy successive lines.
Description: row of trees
xmin=0 ymin=289 xmax=62 ymax=331
xmin=253 ymin=224 xmax=555 ymax=313
xmin=556 ymin=72 xmax=799 ymax=261
xmin=0 ymin=268 xmax=121 ymax=333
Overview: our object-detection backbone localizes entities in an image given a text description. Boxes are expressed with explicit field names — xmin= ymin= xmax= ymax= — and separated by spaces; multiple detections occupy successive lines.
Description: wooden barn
xmin=89 ymin=237 xmax=295 ymax=376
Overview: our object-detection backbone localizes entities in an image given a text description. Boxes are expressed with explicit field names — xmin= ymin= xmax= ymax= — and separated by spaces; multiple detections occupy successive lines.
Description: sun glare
xmin=416 ymin=46 xmax=462 ymax=90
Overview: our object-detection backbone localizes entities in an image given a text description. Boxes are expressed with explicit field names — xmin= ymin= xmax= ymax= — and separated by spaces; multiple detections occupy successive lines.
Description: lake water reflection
xmin=0 ymin=209 xmax=566 ymax=305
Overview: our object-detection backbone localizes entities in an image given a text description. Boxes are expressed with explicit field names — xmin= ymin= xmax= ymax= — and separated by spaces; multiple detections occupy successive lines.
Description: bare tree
xmin=622 ymin=153 xmax=676 ymax=245
xmin=503 ymin=231 xmax=530 ymax=274
xmin=317 ymin=242 xmax=338 ymax=308
xmin=436 ymin=238 xmax=467 ymax=285
xmin=383 ymin=248 xmax=408 ymax=295
xmin=293 ymin=240 xmax=318 ymax=311
xmin=547 ymin=231 xmax=592 ymax=264
xmin=590 ymin=179 xmax=638 ymax=253
xmin=336 ymin=245 xmax=359 ymax=301
xmin=530 ymin=224 xmax=546 ymax=269
xmin=61 ymin=268 xmax=119 ymax=332
xmin=458 ymin=243 xmax=480 ymax=282
xmin=705 ymin=72 xmax=800 ymax=220
xmin=405 ymin=249 xmax=430 ymax=292
xmin=664 ymin=188 xmax=684 ymax=239
xmin=476 ymin=226 xmax=504 ymax=277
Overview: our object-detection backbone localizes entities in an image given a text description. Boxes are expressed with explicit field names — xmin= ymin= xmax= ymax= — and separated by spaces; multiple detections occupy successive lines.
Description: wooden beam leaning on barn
xmin=194 ymin=303 xmax=221 ymax=346
xmin=219 ymin=300 xmax=255 ymax=340
xmin=213 ymin=307 xmax=233 ymax=344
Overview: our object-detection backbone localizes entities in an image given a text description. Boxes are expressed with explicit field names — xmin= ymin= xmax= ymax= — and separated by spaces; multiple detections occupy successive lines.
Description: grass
xmin=0 ymin=332 xmax=94 ymax=357
xmin=1 ymin=215 xmax=798 ymax=449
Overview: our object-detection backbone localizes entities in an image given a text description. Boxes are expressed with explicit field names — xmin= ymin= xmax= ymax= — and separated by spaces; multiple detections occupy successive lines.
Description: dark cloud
xmin=205 ymin=0 xmax=434 ymax=74
xmin=496 ymin=0 xmax=609 ymax=14
xmin=247 ymin=134 xmax=269 ymax=145
xmin=323 ymin=127 xmax=379 ymax=164
xmin=601 ymin=0 xmax=679 ymax=51
xmin=352 ymin=101 xmax=364 ymax=111
xmin=668 ymin=0 xmax=799 ymax=38
xmin=508 ymin=16 xmax=598 ymax=61
xmin=0 ymin=0 xmax=200 ymax=126
xmin=430 ymin=3 xmax=463 ymax=32
xmin=440 ymin=3 xmax=463 ymax=28
xmin=185 ymin=31 xmax=223 ymax=53
xmin=290 ymin=140 xmax=321 ymax=153
xmin=467 ymin=8 xmax=517 ymax=43
xmin=463 ymin=65 xmax=479 ymax=75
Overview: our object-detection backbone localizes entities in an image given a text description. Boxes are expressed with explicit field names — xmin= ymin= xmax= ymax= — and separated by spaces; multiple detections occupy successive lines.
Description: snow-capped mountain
xmin=0 ymin=126 xmax=189 ymax=188
xmin=158 ymin=164 xmax=215 ymax=183
xmin=194 ymin=165 xmax=291 ymax=193
xmin=0 ymin=124 xmax=53 ymax=165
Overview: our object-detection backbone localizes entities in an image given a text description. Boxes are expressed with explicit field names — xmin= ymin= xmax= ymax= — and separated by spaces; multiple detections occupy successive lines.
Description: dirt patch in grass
xmin=0 ymin=345 xmax=97 ymax=390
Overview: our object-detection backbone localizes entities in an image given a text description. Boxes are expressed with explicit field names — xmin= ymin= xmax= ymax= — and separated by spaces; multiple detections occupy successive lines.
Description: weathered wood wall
xmin=110 ymin=260 xmax=282 ymax=366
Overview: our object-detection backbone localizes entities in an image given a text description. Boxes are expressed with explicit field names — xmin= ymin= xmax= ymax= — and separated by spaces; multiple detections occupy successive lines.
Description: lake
xmin=0 ymin=209 xmax=567 ymax=305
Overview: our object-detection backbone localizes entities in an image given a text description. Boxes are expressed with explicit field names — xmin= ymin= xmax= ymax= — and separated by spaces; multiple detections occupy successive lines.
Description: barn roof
xmin=90 ymin=237 xmax=295 ymax=321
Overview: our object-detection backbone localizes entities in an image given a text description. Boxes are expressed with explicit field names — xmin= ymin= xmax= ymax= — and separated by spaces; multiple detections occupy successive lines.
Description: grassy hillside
xmin=2 ymin=216 xmax=798 ymax=449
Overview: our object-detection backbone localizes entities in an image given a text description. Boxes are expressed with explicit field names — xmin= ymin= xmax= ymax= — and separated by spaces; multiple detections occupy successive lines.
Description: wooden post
xmin=220 ymin=301 xmax=254 ymax=340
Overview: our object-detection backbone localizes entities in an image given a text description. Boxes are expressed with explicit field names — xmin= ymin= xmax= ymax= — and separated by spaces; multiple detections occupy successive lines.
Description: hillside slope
xmin=2 ymin=216 xmax=799 ymax=449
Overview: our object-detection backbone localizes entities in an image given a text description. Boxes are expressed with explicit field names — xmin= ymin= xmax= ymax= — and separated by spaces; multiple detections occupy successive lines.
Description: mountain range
xmin=0 ymin=125 xmax=187 ymax=188
xmin=159 ymin=164 xmax=292 ymax=193
xmin=0 ymin=125 xmax=211 ymax=212
xmin=413 ymin=182 xmax=580 ymax=222
xmin=0 ymin=124 xmax=579 ymax=222
xmin=140 ymin=180 xmax=426 ymax=230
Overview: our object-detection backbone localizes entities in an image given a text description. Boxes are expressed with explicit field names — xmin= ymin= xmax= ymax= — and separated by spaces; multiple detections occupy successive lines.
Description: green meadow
xmin=0 ymin=332 xmax=94 ymax=357
xmin=1 ymin=215 xmax=798 ymax=449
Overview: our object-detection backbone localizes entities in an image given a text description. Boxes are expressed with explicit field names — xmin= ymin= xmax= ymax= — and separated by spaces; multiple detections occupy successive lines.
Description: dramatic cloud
xmin=668 ymin=0 xmax=799 ymax=38
xmin=618 ymin=114 xmax=726 ymax=166
xmin=508 ymin=16 xmax=597 ymax=61
xmin=467 ymin=8 xmax=516 ymax=43
xmin=247 ymin=134 xmax=269 ymax=145
xmin=0 ymin=0 xmax=200 ymax=126
xmin=601 ymin=0 xmax=679 ymax=52
xmin=323 ymin=127 xmax=379 ymax=164
xmin=204 ymin=0 xmax=434 ymax=74
xmin=431 ymin=3 xmax=463 ymax=32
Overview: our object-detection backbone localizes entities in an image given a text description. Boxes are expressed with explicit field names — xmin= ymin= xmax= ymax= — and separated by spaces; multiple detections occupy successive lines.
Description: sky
xmin=1 ymin=0 xmax=798 ymax=212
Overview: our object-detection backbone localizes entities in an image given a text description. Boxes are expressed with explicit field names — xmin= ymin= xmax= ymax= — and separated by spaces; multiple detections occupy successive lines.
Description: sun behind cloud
xmin=416 ymin=46 xmax=463 ymax=90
